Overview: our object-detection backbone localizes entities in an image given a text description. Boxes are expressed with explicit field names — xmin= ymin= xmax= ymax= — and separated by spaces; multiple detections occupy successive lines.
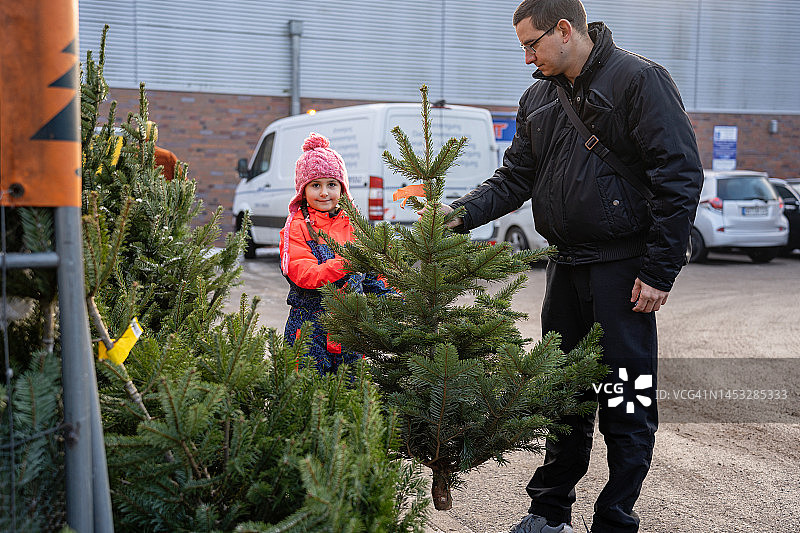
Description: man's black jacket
xmin=451 ymin=22 xmax=702 ymax=291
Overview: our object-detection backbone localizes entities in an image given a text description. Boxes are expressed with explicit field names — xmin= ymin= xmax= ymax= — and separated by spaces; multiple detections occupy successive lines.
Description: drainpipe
xmin=288 ymin=20 xmax=303 ymax=116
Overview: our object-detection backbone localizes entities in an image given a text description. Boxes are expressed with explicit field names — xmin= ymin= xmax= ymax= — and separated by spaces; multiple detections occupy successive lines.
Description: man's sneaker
xmin=508 ymin=513 xmax=574 ymax=533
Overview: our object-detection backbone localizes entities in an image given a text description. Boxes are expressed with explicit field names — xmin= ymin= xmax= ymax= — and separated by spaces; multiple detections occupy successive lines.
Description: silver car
xmin=491 ymin=199 xmax=549 ymax=253
xmin=689 ymin=170 xmax=788 ymax=263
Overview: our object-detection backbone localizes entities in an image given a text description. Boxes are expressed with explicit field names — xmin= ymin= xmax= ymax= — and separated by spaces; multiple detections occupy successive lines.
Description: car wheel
xmin=747 ymin=246 xmax=779 ymax=263
xmin=504 ymin=226 xmax=530 ymax=252
xmin=687 ymin=227 xmax=708 ymax=263
xmin=236 ymin=213 xmax=258 ymax=259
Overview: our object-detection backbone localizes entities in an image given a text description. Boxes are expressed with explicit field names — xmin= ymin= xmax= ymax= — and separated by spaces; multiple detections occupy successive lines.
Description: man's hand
xmin=417 ymin=203 xmax=463 ymax=228
xmin=631 ymin=278 xmax=669 ymax=313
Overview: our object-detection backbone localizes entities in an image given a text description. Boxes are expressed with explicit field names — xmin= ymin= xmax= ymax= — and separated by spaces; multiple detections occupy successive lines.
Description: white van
xmin=233 ymin=103 xmax=498 ymax=257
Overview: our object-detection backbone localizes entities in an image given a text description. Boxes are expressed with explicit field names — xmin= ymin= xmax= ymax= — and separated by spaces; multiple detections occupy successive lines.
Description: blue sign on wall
xmin=493 ymin=114 xmax=516 ymax=166
xmin=493 ymin=116 xmax=516 ymax=142
xmin=712 ymin=125 xmax=738 ymax=171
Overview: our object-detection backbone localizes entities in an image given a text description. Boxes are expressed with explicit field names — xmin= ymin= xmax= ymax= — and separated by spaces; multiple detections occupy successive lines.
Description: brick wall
xmin=106 ymin=88 xmax=375 ymax=235
xmin=106 ymin=88 xmax=800 ymax=238
xmin=690 ymin=113 xmax=800 ymax=178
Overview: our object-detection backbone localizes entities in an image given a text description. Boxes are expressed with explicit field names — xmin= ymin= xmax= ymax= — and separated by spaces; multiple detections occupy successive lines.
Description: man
xmin=438 ymin=0 xmax=702 ymax=531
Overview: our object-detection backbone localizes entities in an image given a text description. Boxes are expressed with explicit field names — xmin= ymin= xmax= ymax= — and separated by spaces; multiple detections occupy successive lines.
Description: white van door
xmin=383 ymin=106 xmax=497 ymax=240
xmin=236 ymin=131 xmax=281 ymax=245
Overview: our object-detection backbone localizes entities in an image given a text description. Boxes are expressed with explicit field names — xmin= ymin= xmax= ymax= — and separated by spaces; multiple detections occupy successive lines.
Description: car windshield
xmin=717 ymin=177 xmax=777 ymax=201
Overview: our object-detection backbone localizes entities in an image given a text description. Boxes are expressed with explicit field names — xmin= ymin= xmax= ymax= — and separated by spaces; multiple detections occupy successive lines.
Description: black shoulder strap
xmin=555 ymin=85 xmax=654 ymax=204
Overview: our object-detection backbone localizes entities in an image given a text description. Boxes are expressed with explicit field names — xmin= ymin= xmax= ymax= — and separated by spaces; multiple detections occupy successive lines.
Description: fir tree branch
xmin=18 ymin=207 xmax=54 ymax=252
xmin=159 ymin=373 xmax=211 ymax=480
xmin=97 ymin=196 xmax=134 ymax=290
xmin=420 ymin=85 xmax=434 ymax=168
xmin=428 ymin=137 xmax=467 ymax=181
xmin=86 ymin=295 xmax=151 ymax=420
xmin=82 ymin=196 xmax=104 ymax=294
xmin=387 ymin=127 xmax=428 ymax=180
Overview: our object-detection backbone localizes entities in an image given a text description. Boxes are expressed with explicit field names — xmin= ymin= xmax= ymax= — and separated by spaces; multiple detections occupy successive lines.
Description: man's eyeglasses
xmin=520 ymin=22 xmax=558 ymax=55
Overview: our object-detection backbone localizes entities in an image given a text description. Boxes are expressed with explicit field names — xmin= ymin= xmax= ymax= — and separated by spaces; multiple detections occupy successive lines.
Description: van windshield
xmin=717 ymin=177 xmax=777 ymax=202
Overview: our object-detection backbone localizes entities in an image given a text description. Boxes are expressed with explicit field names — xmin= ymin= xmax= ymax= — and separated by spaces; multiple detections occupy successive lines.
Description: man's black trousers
xmin=526 ymin=257 xmax=658 ymax=533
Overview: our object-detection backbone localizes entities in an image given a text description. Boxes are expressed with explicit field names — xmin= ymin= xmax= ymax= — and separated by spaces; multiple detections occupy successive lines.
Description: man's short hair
xmin=513 ymin=0 xmax=588 ymax=35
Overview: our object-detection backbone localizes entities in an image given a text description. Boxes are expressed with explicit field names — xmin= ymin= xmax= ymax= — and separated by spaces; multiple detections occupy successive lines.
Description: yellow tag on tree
xmin=98 ymin=318 xmax=143 ymax=365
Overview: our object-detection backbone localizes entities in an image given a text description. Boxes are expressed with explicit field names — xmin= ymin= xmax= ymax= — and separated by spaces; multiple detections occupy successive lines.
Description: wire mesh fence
xmin=0 ymin=206 xmax=68 ymax=532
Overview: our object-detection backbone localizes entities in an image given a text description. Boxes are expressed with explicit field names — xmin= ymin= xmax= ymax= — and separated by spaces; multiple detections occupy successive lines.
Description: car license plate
xmin=742 ymin=206 xmax=768 ymax=216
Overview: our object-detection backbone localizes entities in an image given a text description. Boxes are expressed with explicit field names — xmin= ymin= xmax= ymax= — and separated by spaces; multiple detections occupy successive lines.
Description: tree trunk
xmin=41 ymin=297 xmax=56 ymax=353
xmin=86 ymin=295 xmax=151 ymax=420
xmin=431 ymin=467 xmax=452 ymax=510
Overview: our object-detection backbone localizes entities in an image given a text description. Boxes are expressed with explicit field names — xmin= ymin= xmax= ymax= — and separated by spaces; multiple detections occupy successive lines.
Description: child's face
xmin=304 ymin=178 xmax=342 ymax=213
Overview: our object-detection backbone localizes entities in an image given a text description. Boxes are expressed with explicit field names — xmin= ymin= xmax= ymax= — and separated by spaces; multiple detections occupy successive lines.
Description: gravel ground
xmin=224 ymin=248 xmax=800 ymax=532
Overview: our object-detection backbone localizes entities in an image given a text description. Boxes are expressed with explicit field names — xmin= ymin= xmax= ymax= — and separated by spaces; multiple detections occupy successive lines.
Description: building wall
xmin=79 ymin=0 xmax=534 ymax=106
xmin=106 ymin=88 xmax=800 ymax=237
xmin=80 ymin=0 xmax=800 ymax=112
xmin=691 ymin=113 xmax=800 ymax=178
xmin=80 ymin=0 xmax=800 ymax=239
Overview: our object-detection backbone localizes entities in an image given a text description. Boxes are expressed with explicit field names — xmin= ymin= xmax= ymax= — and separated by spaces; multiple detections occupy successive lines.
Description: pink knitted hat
xmin=281 ymin=132 xmax=351 ymax=272
xmin=287 ymin=132 xmax=351 ymax=217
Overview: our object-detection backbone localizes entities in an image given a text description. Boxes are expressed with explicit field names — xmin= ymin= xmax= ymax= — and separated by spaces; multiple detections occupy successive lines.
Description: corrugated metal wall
xmin=582 ymin=0 xmax=699 ymax=108
xmin=78 ymin=0 xmax=800 ymax=112
xmin=583 ymin=0 xmax=800 ymax=113
xmin=692 ymin=0 xmax=800 ymax=112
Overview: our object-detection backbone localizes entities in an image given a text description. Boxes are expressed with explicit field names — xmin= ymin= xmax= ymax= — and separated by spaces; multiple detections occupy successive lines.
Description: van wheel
xmin=236 ymin=213 xmax=258 ymax=259
xmin=747 ymin=247 xmax=779 ymax=263
xmin=505 ymin=226 xmax=530 ymax=252
xmin=687 ymin=228 xmax=708 ymax=263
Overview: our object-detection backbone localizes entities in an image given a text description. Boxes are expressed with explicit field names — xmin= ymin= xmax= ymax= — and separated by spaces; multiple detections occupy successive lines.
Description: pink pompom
xmin=302 ymin=132 xmax=329 ymax=151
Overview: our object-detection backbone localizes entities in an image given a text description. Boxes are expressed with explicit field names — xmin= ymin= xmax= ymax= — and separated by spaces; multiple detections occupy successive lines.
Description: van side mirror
xmin=237 ymin=158 xmax=250 ymax=180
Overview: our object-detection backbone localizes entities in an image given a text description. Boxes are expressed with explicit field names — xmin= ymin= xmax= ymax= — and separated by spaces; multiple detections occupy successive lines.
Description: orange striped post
xmin=0 ymin=1 xmax=81 ymax=207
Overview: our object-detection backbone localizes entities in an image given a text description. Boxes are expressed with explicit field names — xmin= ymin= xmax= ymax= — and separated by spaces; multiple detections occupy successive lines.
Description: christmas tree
xmin=321 ymin=86 xmax=607 ymax=510
xmin=83 ymin=27 xmax=428 ymax=532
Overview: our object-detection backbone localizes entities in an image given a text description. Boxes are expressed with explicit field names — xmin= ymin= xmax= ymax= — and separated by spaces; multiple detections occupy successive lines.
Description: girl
xmin=279 ymin=133 xmax=391 ymax=374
